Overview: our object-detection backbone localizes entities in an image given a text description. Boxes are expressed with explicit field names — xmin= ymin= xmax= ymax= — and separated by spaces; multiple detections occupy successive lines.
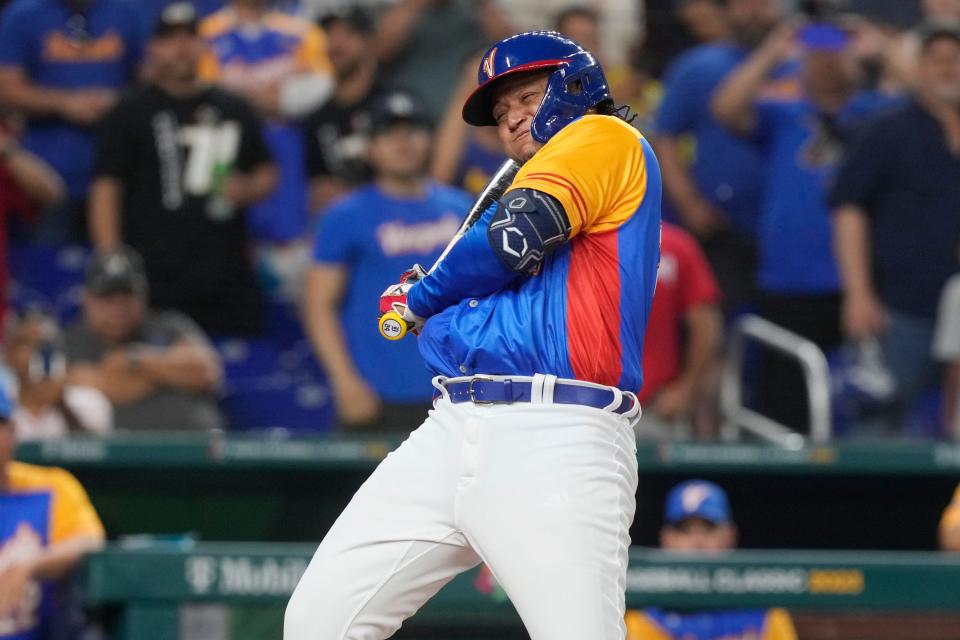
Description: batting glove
xmin=378 ymin=265 xmax=427 ymax=335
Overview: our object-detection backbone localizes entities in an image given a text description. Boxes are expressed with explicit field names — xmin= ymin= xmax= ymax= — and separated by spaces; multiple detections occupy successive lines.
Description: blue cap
xmin=664 ymin=480 xmax=731 ymax=525
xmin=0 ymin=385 xmax=13 ymax=422
xmin=798 ymin=23 xmax=851 ymax=52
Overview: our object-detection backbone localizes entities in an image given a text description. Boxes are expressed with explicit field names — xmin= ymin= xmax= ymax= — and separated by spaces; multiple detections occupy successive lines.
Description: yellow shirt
xmin=7 ymin=461 xmax=105 ymax=544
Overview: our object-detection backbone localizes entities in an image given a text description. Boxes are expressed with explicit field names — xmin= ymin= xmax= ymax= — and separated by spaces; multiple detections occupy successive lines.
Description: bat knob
xmin=379 ymin=312 xmax=409 ymax=341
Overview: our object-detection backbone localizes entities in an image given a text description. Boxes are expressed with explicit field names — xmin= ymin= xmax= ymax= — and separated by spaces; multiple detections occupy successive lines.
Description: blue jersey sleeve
xmin=313 ymin=204 xmax=358 ymax=266
xmin=754 ymin=99 xmax=793 ymax=144
xmin=406 ymin=203 xmax=519 ymax=318
xmin=0 ymin=2 xmax=32 ymax=68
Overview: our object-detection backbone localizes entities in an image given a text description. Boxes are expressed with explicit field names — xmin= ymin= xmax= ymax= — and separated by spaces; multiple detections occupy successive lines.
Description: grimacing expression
xmin=920 ymin=37 xmax=960 ymax=105
xmin=491 ymin=72 xmax=550 ymax=164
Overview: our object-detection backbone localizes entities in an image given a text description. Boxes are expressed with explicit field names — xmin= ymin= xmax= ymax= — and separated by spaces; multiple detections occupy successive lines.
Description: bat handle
xmin=379 ymin=312 xmax=410 ymax=341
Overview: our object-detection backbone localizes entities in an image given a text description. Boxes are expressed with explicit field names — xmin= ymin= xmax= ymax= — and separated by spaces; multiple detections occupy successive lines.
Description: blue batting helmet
xmin=462 ymin=31 xmax=611 ymax=143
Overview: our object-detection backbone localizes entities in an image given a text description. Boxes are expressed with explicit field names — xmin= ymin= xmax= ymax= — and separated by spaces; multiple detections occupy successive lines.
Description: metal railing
xmin=720 ymin=314 xmax=832 ymax=447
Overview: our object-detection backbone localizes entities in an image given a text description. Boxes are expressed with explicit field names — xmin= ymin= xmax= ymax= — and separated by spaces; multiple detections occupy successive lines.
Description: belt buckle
xmin=468 ymin=375 xmax=496 ymax=405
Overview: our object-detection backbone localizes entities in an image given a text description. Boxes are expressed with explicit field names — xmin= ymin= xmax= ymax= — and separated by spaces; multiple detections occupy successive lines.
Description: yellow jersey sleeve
xmin=295 ymin=23 xmax=332 ymax=75
xmin=9 ymin=462 xmax=105 ymax=544
xmin=762 ymin=608 xmax=798 ymax=640
xmin=509 ymin=115 xmax=649 ymax=238
xmin=624 ymin=610 xmax=671 ymax=640
xmin=940 ymin=483 xmax=960 ymax=534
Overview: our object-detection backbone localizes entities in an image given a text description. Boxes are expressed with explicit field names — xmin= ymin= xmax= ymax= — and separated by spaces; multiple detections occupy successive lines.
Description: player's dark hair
xmin=595 ymin=99 xmax=638 ymax=127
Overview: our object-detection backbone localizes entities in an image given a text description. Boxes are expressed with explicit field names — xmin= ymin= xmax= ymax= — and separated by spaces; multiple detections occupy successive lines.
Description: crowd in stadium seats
xmin=0 ymin=0 xmax=958 ymax=440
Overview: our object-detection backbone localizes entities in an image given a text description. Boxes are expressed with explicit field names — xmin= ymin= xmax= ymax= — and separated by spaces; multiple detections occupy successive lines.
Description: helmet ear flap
xmin=530 ymin=52 xmax=611 ymax=143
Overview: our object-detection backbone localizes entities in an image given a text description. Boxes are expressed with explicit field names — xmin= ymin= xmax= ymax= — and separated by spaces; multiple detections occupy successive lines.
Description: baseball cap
xmin=798 ymin=23 xmax=851 ymax=52
xmin=153 ymin=2 xmax=198 ymax=38
xmin=664 ymin=480 xmax=732 ymax=525
xmin=368 ymin=90 xmax=431 ymax=134
xmin=85 ymin=246 xmax=149 ymax=297
xmin=918 ymin=21 xmax=960 ymax=52
xmin=319 ymin=7 xmax=375 ymax=35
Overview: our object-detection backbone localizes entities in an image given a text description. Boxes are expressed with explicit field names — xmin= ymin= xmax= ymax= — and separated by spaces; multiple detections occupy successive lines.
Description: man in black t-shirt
xmin=88 ymin=2 xmax=277 ymax=336
xmin=303 ymin=8 xmax=383 ymax=213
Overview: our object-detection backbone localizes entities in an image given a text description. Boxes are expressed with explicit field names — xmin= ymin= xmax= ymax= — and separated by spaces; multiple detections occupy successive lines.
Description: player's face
xmin=491 ymin=72 xmax=550 ymax=164
xmin=149 ymin=31 xmax=203 ymax=84
xmin=325 ymin=22 xmax=369 ymax=78
xmin=727 ymin=0 xmax=781 ymax=48
xmin=368 ymin=123 xmax=432 ymax=180
xmin=83 ymin=292 xmax=146 ymax=345
xmin=920 ymin=38 xmax=960 ymax=106
xmin=660 ymin=519 xmax=737 ymax=553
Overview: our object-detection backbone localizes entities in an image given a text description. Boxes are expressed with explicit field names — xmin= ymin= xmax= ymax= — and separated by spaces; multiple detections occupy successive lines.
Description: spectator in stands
xmin=0 ymin=386 xmax=105 ymax=637
xmin=199 ymin=0 xmax=334 ymax=303
xmin=89 ymin=2 xmax=276 ymax=337
xmin=374 ymin=0 xmax=513 ymax=122
xmin=431 ymin=53 xmax=508 ymax=195
xmin=639 ymin=223 xmax=722 ymax=426
xmin=676 ymin=0 xmax=731 ymax=45
xmin=64 ymin=246 xmax=224 ymax=432
xmin=0 ymin=0 xmax=144 ymax=244
xmin=713 ymin=21 xmax=891 ymax=431
xmin=933 ymin=274 xmax=960 ymax=438
xmin=654 ymin=0 xmax=788 ymax=316
xmin=305 ymin=91 xmax=471 ymax=429
xmin=303 ymin=7 xmax=383 ymax=213
xmin=830 ymin=23 xmax=960 ymax=429
xmin=5 ymin=310 xmax=112 ymax=441
xmin=0 ymin=112 xmax=65 ymax=320
xmin=624 ymin=479 xmax=797 ymax=639
xmin=941 ymin=482 xmax=960 ymax=550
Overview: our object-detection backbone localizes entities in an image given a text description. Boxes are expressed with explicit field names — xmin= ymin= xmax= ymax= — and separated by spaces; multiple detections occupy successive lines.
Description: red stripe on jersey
xmin=525 ymin=173 xmax=587 ymax=222
xmin=566 ymin=229 xmax=622 ymax=386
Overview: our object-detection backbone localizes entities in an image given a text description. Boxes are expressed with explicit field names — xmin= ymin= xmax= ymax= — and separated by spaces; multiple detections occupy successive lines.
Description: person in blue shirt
xmin=712 ymin=20 xmax=895 ymax=431
xmin=304 ymin=90 xmax=472 ymax=429
xmin=654 ymin=0 xmax=790 ymax=315
xmin=0 ymin=0 xmax=144 ymax=243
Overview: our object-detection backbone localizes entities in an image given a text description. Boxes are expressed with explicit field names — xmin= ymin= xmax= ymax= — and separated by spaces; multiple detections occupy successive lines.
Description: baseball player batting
xmin=286 ymin=31 xmax=662 ymax=640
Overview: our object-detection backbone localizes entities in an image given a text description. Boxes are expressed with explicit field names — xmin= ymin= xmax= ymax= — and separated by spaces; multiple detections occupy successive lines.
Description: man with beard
xmin=654 ymin=0 xmax=791 ymax=316
xmin=89 ymin=2 xmax=276 ymax=336
xmin=830 ymin=23 xmax=960 ymax=431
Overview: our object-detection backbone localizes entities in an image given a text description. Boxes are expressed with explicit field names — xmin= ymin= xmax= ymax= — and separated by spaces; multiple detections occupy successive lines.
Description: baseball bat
xmin=379 ymin=158 xmax=520 ymax=341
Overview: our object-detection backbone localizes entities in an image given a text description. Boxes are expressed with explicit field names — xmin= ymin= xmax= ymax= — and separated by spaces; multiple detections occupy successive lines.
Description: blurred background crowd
xmin=0 ymin=0 xmax=958 ymax=443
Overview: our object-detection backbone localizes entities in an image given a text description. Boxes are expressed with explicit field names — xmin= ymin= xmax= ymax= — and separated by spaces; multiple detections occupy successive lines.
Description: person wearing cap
xmin=5 ymin=309 xmax=112 ymax=441
xmin=89 ymin=2 xmax=276 ymax=336
xmin=712 ymin=19 xmax=896 ymax=432
xmin=304 ymin=90 xmax=472 ymax=429
xmin=830 ymin=23 xmax=960 ymax=433
xmin=62 ymin=246 xmax=224 ymax=432
xmin=623 ymin=480 xmax=797 ymax=640
xmin=0 ymin=0 xmax=143 ymax=243
xmin=198 ymin=0 xmax=334 ymax=302
xmin=303 ymin=7 xmax=385 ymax=213
xmin=0 ymin=384 xmax=105 ymax=638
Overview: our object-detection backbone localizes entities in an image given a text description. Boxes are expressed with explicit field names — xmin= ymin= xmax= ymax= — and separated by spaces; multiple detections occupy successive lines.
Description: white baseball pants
xmin=285 ymin=375 xmax=640 ymax=640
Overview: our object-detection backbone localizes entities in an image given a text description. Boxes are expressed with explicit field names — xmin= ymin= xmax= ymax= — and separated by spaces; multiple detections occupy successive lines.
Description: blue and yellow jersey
xmin=416 ymin=115 xmax=661 ymax=392
xmin=198 ymin=9 xmax=329 ymax=91
xmin=626 ymin=608 xmax=797 ymax=640
xmin=0 ymin=462 xmax=105 ymax=640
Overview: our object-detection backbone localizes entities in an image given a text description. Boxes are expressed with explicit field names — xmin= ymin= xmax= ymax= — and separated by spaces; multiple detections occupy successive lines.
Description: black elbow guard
xmin=487 ymin=188 xmax=571 ymax=275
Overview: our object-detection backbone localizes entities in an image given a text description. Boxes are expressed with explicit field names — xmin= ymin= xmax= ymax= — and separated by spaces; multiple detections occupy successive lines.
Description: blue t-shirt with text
xmin=312 ymin=183 xmax=472 ymax=403
xmin=0 ymin=0 xmax=144 ymax=197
